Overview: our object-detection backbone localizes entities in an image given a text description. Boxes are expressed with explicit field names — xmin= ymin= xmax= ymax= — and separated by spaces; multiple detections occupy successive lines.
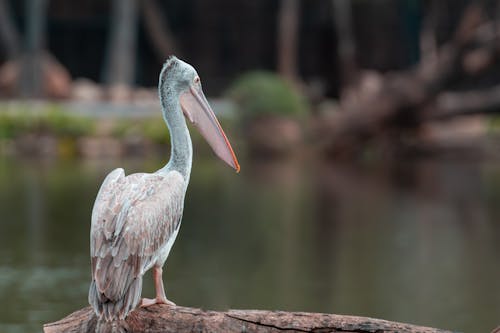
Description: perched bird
xmin=88 ymin=56 xmax=240 ymax=322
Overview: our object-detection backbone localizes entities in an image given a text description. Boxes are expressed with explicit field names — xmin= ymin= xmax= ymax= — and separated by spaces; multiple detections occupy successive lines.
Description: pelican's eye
xmin=193 ymin=76 xmax=200 ymax=84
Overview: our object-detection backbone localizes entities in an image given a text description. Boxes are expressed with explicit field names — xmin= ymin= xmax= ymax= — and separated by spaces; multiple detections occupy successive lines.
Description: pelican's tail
xmin=88 ymin=276 xmax=143 ymax=322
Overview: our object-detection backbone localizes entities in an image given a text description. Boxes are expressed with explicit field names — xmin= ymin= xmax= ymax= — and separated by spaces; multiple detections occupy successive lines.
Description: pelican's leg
xmin=140 ymin=266 xmax=176 ymax=307
xmin=153 ymin=266 xmax=175 ymax=305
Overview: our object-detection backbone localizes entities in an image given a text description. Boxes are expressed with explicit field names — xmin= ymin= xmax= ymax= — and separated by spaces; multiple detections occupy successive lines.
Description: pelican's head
xmin=159 ymin=56 xmax=240 ymax=172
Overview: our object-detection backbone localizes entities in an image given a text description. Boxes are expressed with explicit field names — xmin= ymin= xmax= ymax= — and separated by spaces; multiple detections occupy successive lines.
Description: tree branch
xmin=317 ymin=3 xmax=495 ymax=155
xmin=0 ymin=0 xmax=21 ymax=59
xmin=140 ymin=0 xmax=179 ymax=60
xmin=43 ymin=305 xmax=453 ymax=333
xmin=423 ymin=85 xmax=500 ymax=120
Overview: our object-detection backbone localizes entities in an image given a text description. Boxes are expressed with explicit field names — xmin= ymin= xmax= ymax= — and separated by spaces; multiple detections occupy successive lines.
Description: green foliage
xmin=488 ymin=115 xmax=500 ymax=134
xmin=141 ymin=118 xmax=170 ymax=144
xmin=0 ymin=103 xmax=175 ymax=147
xmin=111 ymin=117 xmax=170 ymax=145
xmin=227 ymin=71 xmax=307 ymax=120
xmin=0 ymin=104 xmax=94 ymax=139
xmin=0 ymin=103 xmax=241 ymax=153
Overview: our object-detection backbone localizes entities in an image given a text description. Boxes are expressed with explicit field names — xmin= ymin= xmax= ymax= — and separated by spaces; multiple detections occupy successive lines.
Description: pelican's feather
xmin=89 ymin=168 xmax=185 ymax=319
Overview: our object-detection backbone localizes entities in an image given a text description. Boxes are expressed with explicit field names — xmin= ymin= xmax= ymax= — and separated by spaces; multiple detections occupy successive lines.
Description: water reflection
xmin=0 ymin=155 xmax=499 ymax=332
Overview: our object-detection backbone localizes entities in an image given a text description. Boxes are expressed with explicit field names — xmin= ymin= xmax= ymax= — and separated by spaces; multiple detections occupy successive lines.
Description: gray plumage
xmin=89 ymin=56 xmax=196 ymax=321
xmin=88 ymin=56 xmax=239 ymax=322
xmin=89 ymin=169 xmax=186 ymax=321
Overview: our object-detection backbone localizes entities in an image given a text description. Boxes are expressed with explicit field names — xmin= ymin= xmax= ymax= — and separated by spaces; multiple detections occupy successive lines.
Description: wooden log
xmin=43 ymin=305 xmax=454 ymax=333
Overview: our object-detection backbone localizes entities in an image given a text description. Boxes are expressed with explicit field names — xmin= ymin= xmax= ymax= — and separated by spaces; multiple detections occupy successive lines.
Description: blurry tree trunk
xmin=0 ymin=0 xmax=21 ymax=59
xmin=420 ymin=0 xmax=439 ymax=62
xmin=21 ymin=0 xmax=49 ymax=98
xmin=105 ymin=0 xmax=138 ymax=101
xmin=331 ymin=0 xmax=357 ymax=91
xmin=140 ymin=0 xmax=179 ymax=61
xmin=277 ymin=0 xmax=300 ymax=85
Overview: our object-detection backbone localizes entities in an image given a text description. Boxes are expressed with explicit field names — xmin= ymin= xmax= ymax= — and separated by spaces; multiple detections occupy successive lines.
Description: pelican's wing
xmin=90 ymin=167 xmax=125 ymax=251
xmin=90 ymin=169 xmax=186 ymax=304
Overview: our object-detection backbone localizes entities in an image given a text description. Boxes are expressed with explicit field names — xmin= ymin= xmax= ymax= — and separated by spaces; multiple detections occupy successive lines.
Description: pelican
xmin=88 ymin=56 xmax=240 ymax=321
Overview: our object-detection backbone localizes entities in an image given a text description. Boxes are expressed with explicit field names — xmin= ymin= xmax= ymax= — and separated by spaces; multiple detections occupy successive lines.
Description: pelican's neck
xmin=159 ymin=89 xmax=192 ymax=180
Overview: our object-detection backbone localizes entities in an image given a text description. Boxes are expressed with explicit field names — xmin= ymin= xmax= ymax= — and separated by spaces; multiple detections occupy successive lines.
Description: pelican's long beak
xmin=180 ymin=83 xmax=240 ymax=172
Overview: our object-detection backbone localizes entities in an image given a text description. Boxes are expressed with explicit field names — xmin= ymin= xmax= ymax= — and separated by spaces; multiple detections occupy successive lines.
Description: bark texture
xmin=44 ymin=305 xmax=454 ymax=333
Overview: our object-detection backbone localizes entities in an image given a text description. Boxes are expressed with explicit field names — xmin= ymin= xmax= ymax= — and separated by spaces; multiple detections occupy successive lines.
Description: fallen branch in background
xmin=423 ymin=85 xmax=500 ymax=120
xmin=43 ymin=305 xmax=453 ymax=333
xmin=318 ymin=4 xmax=500 ymax=156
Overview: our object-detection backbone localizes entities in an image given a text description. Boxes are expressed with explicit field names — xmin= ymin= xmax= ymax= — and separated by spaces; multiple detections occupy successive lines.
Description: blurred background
xmin=1 ymin=0 xmax=500 ymax=332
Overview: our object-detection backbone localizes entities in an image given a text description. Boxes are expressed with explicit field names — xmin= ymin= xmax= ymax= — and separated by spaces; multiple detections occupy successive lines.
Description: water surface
xmin=0 ymin=155 xmax=499 ymax=332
